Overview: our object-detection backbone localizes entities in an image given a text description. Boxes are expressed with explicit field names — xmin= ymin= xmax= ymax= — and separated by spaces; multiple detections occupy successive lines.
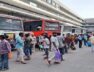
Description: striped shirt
xmin=0 ymin=39 xmax=11 ymax=54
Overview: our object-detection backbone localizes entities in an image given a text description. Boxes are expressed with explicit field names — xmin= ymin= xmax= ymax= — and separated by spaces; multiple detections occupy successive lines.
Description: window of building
xmin=20 ymin=0 xmax=29 ymax=4
xmin=56 ymin=4 xmax=59 ymax=9
xmin=42 ymin=0 xmax=47 ymax=2
xmin=46 ymin=0 xmax=52 ymax=4
xmin=72 ymin=29 xmax=75 ymax=33
xmin=41 ymin=0 xmax=46 ymax=2
xmin=52 ymin=1 xmax=56 ymax=6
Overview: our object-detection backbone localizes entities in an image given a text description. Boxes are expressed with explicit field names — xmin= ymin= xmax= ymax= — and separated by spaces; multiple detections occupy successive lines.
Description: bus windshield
xmin=0 ymin=17 xmax=23 ymax=31
xmin=24 ymin=21 xmax=42 ymax=31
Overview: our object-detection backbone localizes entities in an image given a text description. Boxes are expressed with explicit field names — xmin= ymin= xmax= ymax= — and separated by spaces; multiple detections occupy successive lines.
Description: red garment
xmin=65 ymin=37 xmax=71 ymax=44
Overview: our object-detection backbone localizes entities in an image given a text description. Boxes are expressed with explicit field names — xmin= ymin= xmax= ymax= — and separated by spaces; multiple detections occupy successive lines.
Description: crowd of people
xmin=0 ymin=32 xmax=94 ymax=71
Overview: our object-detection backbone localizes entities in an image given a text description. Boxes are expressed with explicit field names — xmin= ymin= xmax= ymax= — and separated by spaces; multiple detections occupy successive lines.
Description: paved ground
xmin=4 ymin=45 xmax=94 ymax=72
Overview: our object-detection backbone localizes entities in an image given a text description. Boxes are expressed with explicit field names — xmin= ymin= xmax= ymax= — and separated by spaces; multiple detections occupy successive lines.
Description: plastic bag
xmin=55 ymin=50 xmax=61 ymax=62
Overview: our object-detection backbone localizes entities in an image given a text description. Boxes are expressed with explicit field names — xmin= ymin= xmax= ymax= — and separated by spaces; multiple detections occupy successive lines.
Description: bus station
xmin=0 ymin=0 xmax=94 ymax=72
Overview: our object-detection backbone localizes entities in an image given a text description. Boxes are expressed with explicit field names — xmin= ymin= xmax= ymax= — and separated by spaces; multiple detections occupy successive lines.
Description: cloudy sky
xmin=59 ymin=0 xmax=94 ymax=19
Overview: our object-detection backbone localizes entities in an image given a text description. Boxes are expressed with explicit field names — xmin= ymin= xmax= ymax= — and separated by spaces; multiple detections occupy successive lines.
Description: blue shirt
xmin=84 ymin=35 xmax=87 ymax=40
xmin=78 ymin=35 xmax=82 ymax=40
xmin=15 ymin=36 xmax=24 ymax=49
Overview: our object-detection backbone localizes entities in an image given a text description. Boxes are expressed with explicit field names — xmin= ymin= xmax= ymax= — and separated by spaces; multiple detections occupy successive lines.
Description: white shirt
xmin=51 ymin=36 xmax=59 ymax=50
xmin=30 ymin=36 xmax=36 ymax=44
xmin=90 ymin=36 xmax=94 ymax=44
xmin=43 ymin=38 xmax=50 ymax=49
xmin=39 ymin=36 xmax=44 ymax=43
xmin=57 ymin=35 xmax=64 ymax=48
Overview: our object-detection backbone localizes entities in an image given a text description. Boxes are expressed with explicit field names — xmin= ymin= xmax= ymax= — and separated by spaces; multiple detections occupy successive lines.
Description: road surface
xmin=4 ymin=45 xmax=94 ymax=72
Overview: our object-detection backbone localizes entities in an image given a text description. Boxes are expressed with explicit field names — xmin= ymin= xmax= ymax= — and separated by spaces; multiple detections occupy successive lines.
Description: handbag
xmin=87 ymin=41 xmax=92 ymax=47
xmin=39 ymin=44 xmax=43 ymax=49
xmin=8 ymin=52 xmax=13 ymax=59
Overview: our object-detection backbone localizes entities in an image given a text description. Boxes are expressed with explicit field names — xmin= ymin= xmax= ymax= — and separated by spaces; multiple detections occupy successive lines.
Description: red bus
xmin=23 ymin=19 xmax=61 ymax=36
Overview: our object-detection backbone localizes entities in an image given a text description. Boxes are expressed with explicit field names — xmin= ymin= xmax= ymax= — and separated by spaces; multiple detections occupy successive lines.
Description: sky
xmin=59 ymin=0 xmax=94 ymax=19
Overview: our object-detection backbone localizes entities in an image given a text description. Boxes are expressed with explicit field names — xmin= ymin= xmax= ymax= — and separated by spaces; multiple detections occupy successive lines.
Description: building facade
xmin=0 ymin=0 xmax=83 ymax=32
xmin=83 ymin=18 xmax=94 ymax=32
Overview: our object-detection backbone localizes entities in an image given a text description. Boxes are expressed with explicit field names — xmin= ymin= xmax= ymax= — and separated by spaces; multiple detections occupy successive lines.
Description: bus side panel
xmin=33 ymin=31 xmax=44 ymax=37
xmin=45 ymin=30 xmax=60 ymax=37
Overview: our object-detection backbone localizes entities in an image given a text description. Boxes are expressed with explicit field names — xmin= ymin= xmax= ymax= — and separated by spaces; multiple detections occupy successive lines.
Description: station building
xmin=0 ymin=0 xmax=83 ymax=34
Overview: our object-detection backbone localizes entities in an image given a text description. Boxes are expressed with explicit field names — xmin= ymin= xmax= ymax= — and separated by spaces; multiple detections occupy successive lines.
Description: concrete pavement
xmin=4 ymin=46 xmax=94 ymax=72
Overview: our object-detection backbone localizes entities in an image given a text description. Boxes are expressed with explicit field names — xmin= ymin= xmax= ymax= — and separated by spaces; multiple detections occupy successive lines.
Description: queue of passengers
xmin=0 ymin=32 xmax=94 ymax=71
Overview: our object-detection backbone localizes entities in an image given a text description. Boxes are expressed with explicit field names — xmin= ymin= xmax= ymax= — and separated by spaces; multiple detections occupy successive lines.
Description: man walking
xmin=89 ymin=34 xmax=94 ymax=52
xmin=30 ymin=33 xmax=36 ymax=52
xmin=57 ymin=33 xmax=64 ymax=61
xmin=24 ymin=33 xmax=32 ymax=60
xmin=48 ymin=32 xmax=60 ymax=64
xmin=43 ymin=33 xmax=50 ymax=59
xmin=15 ymin=33 xmax=26 ymax=64
xmin=78 ymin=34 xmax=83 ymax=48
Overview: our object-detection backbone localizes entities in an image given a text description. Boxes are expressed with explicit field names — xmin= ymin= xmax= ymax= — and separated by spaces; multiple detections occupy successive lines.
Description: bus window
xmin=45 ymin=21 xmax=59 ymax=31
xmin=24 ymin=21 xmax=42 ymax=31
